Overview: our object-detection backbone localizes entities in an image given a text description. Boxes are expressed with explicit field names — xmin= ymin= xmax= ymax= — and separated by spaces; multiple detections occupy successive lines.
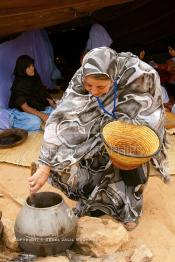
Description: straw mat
xmin=0 ymin=128 xmax=174 ymax=174
xmin=0 ymin=132 xmax=43 ymax=167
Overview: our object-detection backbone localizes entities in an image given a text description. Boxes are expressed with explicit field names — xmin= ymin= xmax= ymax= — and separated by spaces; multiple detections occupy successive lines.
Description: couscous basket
xmin=101 ymin=121 xmax=161 ymax=170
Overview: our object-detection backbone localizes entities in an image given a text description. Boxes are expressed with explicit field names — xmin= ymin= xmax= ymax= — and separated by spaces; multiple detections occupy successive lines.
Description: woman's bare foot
xmin=124 ymin=221 xmax=138 ymax=231
xmin=28 ymin=165 xmax=50 ymax=194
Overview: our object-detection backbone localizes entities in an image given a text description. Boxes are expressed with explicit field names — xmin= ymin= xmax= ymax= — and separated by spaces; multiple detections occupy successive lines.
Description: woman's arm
xmin=21 ymin=102 xmax=48 ymax=122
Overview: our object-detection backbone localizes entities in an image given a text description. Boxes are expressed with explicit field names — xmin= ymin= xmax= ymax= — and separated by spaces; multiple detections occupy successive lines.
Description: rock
xmin=103 ymin=251 xmax=130 ymax=262
xmin=2 ymin=218 xmax=20 ymax=251
xmin=75 ymin=216 xmax=129 ymax=257
xmin=66 ymin=250 xmax=102 ymax=262
xmin=131 ymin=245 xmax=153 ymax=262
xmin=71 ymin=255 xmax=102 ymax=262
xmin=35 ymin=256 xmax=69 ymax=262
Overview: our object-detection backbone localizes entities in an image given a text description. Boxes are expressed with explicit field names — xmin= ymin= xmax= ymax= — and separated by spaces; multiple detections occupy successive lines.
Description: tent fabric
xmin=41 ymin=30 xmax=62 ymax=81
xmin=86 ymin=23 xmax=113 ymax=50
xmin=0 ymin=29 xmax=61 ymax=129
xmin=0 ymin=109 xmax=10 ymax=130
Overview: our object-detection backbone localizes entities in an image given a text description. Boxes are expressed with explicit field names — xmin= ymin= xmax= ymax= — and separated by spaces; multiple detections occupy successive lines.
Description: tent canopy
xmin=0 ymin=0 xmax=132 ymax=38
xmin=1 ymin=0 xmax=174 ymax=55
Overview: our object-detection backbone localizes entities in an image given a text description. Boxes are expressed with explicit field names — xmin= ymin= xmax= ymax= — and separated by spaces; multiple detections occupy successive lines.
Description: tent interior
xmin=0 ymin=0 xmax=175 ymax=129
xmin=1 ymin=0 xmax=175 ymax=69
xmin=46 ymin=0 xmax=175 ymax=69
xmin=31 ymin=0 xmax=175 ymax=75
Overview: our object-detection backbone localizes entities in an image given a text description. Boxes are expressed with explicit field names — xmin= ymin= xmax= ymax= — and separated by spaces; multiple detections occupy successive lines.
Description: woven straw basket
xmin=102 ymin=121 xmax=160 ymax=170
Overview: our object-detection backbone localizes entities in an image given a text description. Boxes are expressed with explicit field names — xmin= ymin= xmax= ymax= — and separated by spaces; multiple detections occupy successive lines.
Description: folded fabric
xmin=0 ymin=108 xmax=10 ymax=130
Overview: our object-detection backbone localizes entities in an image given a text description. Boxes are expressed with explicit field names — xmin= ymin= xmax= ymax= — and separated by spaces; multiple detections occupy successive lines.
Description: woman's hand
xmin=28 ymin=165 xmax=50 ymax=194
xmin=164 ymin=102 xmax=173 ymax=112
xmin=47 ymin=98 xmax=57 ymax=109
xmin=38 ymin=112 xmax=49 ymax=122
xmin=20 ymin=102 xmax=49 ymax=122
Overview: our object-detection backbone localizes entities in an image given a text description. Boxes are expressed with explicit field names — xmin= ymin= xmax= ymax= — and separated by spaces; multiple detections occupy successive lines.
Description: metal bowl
xmin=0 ymin=128 xmax=28 ymax=149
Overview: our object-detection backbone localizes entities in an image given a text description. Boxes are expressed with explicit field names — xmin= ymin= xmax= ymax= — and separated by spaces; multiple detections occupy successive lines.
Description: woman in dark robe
xmin=28 ymin=47 xmax=168 ymax=230
xmin=8 ymin=55 xmax=56 ymax=131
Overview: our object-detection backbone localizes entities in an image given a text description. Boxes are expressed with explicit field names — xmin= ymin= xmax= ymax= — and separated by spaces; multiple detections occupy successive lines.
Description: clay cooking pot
xmin=14 ymin=192 xmax=77 ymax=256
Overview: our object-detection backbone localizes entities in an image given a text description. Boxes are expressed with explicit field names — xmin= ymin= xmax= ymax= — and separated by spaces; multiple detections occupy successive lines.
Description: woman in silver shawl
xmin=28 ymin=47 xmax=168 ymax=230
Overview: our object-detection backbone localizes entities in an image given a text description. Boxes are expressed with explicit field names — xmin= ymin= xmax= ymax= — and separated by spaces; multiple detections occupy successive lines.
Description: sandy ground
xmin=0 ymin=163 xmax=175 ymax=262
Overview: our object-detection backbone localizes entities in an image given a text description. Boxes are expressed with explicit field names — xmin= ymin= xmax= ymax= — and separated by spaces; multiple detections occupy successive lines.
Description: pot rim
xmin=25 ymin=191 xmax=65 ymax=210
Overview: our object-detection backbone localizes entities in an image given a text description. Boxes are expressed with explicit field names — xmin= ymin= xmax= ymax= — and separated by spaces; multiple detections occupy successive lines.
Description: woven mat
xmin=0 ymin=128 xmax=175 ymax=173
xmin=0 ymin=132 xmax=43 ymax=167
